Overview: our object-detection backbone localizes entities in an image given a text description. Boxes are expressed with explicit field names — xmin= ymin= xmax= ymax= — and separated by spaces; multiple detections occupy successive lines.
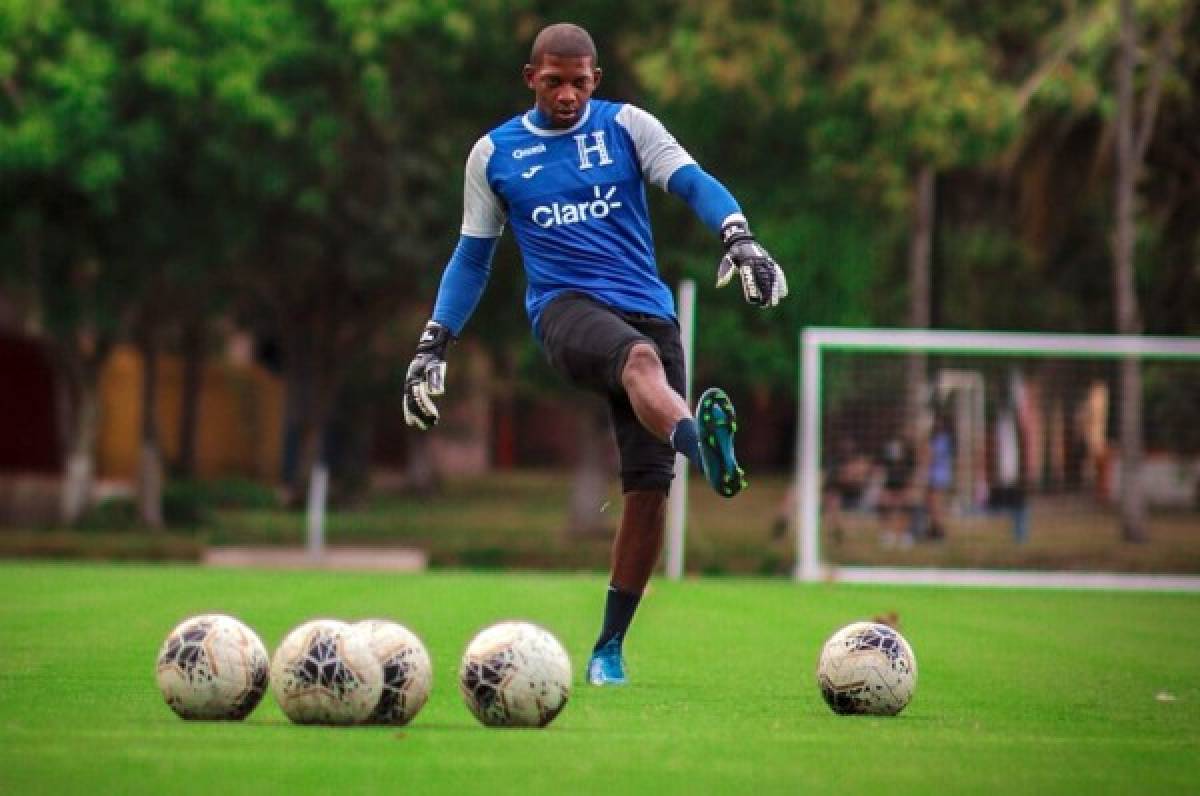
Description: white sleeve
xmin=460 ymin=136 xmax=506 ymax=237
xmin=615 ymin=104 xmax=697 ymax=191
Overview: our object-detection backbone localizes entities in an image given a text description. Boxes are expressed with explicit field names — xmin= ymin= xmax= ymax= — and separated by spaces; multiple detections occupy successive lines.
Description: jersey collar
xmin=521 ymin=101 xmax=592 ymax=137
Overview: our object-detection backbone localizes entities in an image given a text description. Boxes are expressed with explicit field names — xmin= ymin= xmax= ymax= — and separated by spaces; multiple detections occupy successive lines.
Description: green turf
xmin=1 ymin=562 xmax=1197 ymax=794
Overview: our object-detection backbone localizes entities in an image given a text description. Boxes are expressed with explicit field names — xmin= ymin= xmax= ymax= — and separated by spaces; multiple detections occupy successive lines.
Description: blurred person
xmin=990 ymin=404 xmax=1029 ymax=543
xmin=401 ymin=23 xmax=787 ymax=687
xmin=770 ymin=437 xmax=869 ymax=541
xmin=1075 ymin=380 xmax=1111 ymax=501
xmin=924 ymin=412 xmax=954 ymax=541
xmin=877 ymin=435 xmax=916 ymax=548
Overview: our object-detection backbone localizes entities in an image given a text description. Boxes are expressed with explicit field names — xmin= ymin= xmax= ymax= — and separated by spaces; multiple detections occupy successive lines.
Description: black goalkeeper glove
xmin=716 ymin=219 xmax=788 ymax=308
xmin=403 ymin=321 xmax=455 ymax=431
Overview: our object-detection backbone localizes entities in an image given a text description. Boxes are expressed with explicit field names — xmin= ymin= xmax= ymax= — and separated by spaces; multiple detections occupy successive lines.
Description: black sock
xmin=670 ymin=417 xmax=703 ymax=470
xmin=593 ymin=585 xmax=642 ymax=652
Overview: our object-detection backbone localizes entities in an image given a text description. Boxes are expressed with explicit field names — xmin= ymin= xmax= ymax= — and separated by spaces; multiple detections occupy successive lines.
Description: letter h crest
xmin=574 ymin=131 xmax=613 ymax=170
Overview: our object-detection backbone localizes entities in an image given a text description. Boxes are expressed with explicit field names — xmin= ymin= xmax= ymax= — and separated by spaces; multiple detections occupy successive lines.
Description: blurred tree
xmin=628 ymin=2 xmax=875 ymax=397
xmin=995 ymin=0 xmax=1196 ymax=539
xmin=4 ymin=0 xmax=1195 ymax=524
xmin=0 ymin=0 xmax=142 ymax=522
xmin=627 ymin=2 xmax=1150 ymax=374
xmin=166 ymin=0 xmax=492 ymax=504
xmin=105 ymin=0 xmax=258 ymax=528
xmin=1 ymin=1 xmax=295 ymax=525
xmin=1111 ymin=0 xmax=1192 ymax=541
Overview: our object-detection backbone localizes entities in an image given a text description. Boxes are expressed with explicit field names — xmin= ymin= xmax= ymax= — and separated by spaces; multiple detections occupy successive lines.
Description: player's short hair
xmin=529 ymin=23 xmax=598 ymax=65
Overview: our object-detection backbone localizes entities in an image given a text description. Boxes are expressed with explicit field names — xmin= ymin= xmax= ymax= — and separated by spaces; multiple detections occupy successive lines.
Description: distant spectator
xmin=878 ymin=435 xmax=916 ymax=548
xmin=990 ymin=406 xmax=1029 ymax=543
xmin=1075 ymin=380 xmax=1111 ymax=501
xmin=831 ymin=438 xmax=872 ymax=535
xmin=925 ymin=413 xmax=954 ymax=541
xmin=771 ymin=437 xmax=871 ymax=541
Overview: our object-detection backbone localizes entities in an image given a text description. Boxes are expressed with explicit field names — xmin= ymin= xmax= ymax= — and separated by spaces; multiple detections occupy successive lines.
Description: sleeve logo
xmin=512 ymin=143 xmax=547 ymax=159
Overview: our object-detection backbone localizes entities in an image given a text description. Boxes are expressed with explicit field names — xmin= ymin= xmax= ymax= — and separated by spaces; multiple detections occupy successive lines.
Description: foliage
xmin=0 ymin=532 xmax=202 ymax=561
xmin=2 ymin=0 xmax=1198 ymax=477
xmin=73 ymin=478 xmax=276 ymax=531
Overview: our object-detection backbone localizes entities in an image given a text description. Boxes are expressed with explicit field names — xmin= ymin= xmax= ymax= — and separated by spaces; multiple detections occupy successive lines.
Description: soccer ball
xmin=353 ymin=619 xmax=432 ymax=725
xmin=459 ymin=621 xmax=571 ymax=728
xmin=155 ymin=613 xmax=270 ymax=720
xmin=817 ymin=621 xmax=917 ymax=716
xmin=271 ymin=619 xmax=383 ymax=725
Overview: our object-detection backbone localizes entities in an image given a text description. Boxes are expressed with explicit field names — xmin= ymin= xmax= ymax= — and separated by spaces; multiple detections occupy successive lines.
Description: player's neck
xmin=527 ymin=101 xmax=589 ymax=130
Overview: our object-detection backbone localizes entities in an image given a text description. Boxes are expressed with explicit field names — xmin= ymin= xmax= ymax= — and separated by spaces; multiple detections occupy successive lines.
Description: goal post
xmin=794 ymin=328 xmax=1200 ymax=588
xmin=665 ymin=279 xmax=696 ymax=580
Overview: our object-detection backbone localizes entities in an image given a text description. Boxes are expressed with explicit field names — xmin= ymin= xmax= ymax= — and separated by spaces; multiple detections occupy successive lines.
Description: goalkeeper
xmin=404 ymin=23 xmax=787 ymax=686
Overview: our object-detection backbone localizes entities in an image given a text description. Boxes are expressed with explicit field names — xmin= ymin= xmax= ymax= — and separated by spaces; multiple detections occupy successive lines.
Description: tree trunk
xmin=490 ymin=346 xmax=520 ymax=469
xmin=137 ymin=327 xmax=165 ymax=530
xmin=176 ymin=319 xmax=205 ymax=478
xmin=288 ymin=358 xmax=338 ymax=507
xmin=294 ymin=417 xmax=326 ymax=507
xmin=566 ymin=403 xmax=611 ymax=538
xmin=59 ymin=375 xmax=99 ymax=526
xmin=404 ymin=432 xmax=439 ymax=494
xmin=279 ymin=327 xmax=312 ymax=503
xmin=289 ymin=359 xmax=334 ymax=507
xmin=906 ymin=164 xmax=936 ymax=426
xmin=1114 ymin=0 xmax=1147 ymax=542
xmin=52 ymin=341 xmax=109 ymax=526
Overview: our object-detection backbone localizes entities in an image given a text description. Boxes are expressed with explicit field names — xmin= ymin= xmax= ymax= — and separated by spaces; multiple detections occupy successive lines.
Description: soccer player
xmin=403 ymin=23 xmax=787 ymax=686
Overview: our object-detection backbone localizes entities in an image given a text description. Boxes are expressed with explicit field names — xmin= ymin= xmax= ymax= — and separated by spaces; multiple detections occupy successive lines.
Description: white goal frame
xmin=794 ymin=327 xmax=1200 ymax=590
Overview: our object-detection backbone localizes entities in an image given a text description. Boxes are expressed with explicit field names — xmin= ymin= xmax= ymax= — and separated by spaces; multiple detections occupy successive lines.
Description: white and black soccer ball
xmin=459 ymin=621 xmax=571 ymax=728
xmin=155 ymin=613 xmax=270 ymax=720
xmin=817 ymin=621 xmax=918 ymax=716
xmin=353 ymin=619 xmax=432 ymax=726
xmin=271 ymin=619 xmax=383 ymax=725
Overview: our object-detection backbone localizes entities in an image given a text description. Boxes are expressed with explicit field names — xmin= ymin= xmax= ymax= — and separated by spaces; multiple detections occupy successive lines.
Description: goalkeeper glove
xmin=716 ymin=219 xmax=788 ymax=308
xmin=403 ymin=321 xmax=454 ymax=431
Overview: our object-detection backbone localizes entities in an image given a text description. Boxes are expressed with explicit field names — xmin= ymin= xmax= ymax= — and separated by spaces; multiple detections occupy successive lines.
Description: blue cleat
xmin=587 ymin=637 xmax=628 ymax=686
xmin=695 ymin=387 xmax=746 ymax=498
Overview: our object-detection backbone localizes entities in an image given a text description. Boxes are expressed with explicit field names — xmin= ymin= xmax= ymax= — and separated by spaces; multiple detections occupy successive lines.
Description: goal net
xmin=794 ymin=328 xmax=1200 ymax=588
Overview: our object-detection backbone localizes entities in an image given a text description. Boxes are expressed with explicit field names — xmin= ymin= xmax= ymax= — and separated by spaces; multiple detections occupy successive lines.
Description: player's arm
xmin=617 ymin=104 xmax=787 ymax=308
xmin=669 ymin=166 xmax=787 ymax=308
xmin=404 ymin=137 xmax=505 ymax=431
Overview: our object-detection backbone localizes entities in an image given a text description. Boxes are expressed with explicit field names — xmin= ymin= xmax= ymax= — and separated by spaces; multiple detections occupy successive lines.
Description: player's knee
xmin=621 ymin=342 xmax=662 ymax=387
xmin=621 ymin=470 xmax=673 ymax=493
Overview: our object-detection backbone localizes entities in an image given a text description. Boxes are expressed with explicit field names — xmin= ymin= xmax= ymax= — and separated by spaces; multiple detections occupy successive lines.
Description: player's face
xmin=523 ymin=54 xmax=601 ymax=128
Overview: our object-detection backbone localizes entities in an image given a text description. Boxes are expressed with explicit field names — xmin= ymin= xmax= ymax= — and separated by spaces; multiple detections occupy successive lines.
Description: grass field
xmin=2 ymin=562 xmax=1198 ymax=794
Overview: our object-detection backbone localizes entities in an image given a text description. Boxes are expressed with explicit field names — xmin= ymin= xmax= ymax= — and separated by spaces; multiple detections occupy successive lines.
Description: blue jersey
xmin=460 ymin=99 xmax=697 ymax=335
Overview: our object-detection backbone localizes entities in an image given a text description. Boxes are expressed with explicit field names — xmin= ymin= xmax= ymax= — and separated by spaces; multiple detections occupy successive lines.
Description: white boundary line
xmin=824 ymin=567 xmax=1200 ymax=592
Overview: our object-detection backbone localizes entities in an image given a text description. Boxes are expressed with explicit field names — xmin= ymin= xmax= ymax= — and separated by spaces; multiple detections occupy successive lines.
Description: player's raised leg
xmin=621 ymin=342 xmax=746 ymax=498
xmin=587 ymin=337 xmax=744 ymax=686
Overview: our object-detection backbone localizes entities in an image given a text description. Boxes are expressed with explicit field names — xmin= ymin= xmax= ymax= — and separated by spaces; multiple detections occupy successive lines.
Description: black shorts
xmin=539 ymin=292 xmax=685 ymax=493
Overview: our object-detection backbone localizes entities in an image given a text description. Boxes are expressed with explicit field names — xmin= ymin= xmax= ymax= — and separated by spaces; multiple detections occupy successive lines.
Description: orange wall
xmin=97 ymin=346 xmax=283 ymax=482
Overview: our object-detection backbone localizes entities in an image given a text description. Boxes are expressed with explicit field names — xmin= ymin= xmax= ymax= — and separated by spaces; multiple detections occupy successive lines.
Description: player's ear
xmin=592 ymin=67 xmax=602 ymax=88
xmin=522 ymin=64 xmax=536 ymax=89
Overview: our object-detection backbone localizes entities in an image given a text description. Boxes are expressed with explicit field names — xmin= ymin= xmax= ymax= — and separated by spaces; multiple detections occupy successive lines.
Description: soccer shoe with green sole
xmin=587 ymin=638 xmax=628 ymax=686
xmin=696 ymin=387 xmax=746 ymax=498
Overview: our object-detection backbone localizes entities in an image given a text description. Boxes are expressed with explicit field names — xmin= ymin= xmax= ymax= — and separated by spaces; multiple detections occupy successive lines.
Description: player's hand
xmin=716 ymin=220 xmax=788 ymax=308
xmin=403 ymin=321 xmax=454 ymax=431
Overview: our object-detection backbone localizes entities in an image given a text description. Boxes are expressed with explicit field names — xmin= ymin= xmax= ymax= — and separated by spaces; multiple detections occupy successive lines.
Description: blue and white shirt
xmin=461 ymin=99 xmax=698 ymax=332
